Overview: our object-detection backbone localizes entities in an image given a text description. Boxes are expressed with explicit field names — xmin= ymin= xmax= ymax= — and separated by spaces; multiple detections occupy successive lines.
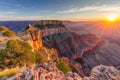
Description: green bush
xmin=35 ymin=51 xmax=48 ymax=64
xmin=0 ymin=49 xmax=8 ymax=64
xmin=3 ymin=31 xmax=16 ymax=37
xmin=6 ymin=39 xmax=32 ymax=54
xmin=56 ymin=60 xmax=72 ymax=74
xmin=4 ymin=39 xmax=49 ymax=66
xmin=0 ymin=26 xmax=9 ymax=31
xmin=5 ymin=39 xmax=36 ymax=65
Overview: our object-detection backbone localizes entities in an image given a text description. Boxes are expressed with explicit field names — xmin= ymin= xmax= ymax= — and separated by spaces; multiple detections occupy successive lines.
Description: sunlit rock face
xmin=26 ymin=24 xmax=43 ymax=51
xmin=25 ymin=20 xmax=67 ymax=51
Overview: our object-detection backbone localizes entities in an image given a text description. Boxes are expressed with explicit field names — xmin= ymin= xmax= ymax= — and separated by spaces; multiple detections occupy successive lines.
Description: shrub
xmin=3 ymin=31 xmax=16 ymax=37
xmin=35 ymin=51 xmax=48 ymax=64
xmin=6 ymin=39 xmax=32 ymax=54
xmin=5 ymin=39 xmax=49 ymax=66
xmin=0 ymin=49 xmax=8 ymax=64
xmin=56 ymin=60 xmax=72 ymax=74
xmin=0 ymin=26 xmax=9 ymax=31
xmin=5 ymin=39 xmax=36 ymax=66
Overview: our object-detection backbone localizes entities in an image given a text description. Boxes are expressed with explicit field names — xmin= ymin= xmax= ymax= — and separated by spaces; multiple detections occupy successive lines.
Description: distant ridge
xmin=0 ymin=21 xmax=36 ymax=31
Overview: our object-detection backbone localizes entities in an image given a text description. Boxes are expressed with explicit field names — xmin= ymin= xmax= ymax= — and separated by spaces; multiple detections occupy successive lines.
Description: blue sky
xmin=0 ymin=0 xmax=120 ymax=21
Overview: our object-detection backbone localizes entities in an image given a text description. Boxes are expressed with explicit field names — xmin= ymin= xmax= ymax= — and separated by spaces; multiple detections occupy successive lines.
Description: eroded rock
xmin=8 ymin=62 xmax=82 ymax=80
xmin=84 ymin=65 xmax=120 ymax=80
xmin=7 ymin=64 xmax=120 ymax=80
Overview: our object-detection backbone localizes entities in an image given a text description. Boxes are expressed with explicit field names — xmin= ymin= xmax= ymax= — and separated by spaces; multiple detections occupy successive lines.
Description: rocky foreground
xmin=4 ymin=62 xmax=120 ymax=80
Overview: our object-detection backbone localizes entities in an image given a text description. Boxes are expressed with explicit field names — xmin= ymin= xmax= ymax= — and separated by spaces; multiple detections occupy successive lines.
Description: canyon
xmin=24 ymin=20 xmax=120 ymax=75
xmin=0 ymin=20 xmax=120 ymax=80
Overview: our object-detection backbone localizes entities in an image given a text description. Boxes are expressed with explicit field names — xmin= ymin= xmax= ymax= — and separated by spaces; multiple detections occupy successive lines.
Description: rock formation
xmin=34 ymin=20 xmax=68 ymax=37
xmin=35 ymin=20 xmax=64 ymax=27
xmin=25 ymin=20 xmax=67 ymax=50
xmin=65 ymin=72 xmax=82 ymax=80
xmin=83 ymin=65 xmax=120 ymax=80
xmin=7 ymin=63 xmax=120 ymax=80
xmin=61 ymin=57 xmax=85 ymax=77
xmin=7 ymin=62 xmax=82 ymax=80
xmin=26 ymin=24 xmax=43 ymax=50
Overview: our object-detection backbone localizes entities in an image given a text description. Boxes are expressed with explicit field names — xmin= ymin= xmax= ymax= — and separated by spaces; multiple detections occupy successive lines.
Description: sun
xmin=107 ymin=14 xmax=118 ymax=21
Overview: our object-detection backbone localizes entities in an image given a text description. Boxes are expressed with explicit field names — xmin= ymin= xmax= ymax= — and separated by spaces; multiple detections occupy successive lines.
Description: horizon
xmin=0 ymin=19 xmax=108 ymax=21
xmin=0 ymin=0 xmax=120 ymax=21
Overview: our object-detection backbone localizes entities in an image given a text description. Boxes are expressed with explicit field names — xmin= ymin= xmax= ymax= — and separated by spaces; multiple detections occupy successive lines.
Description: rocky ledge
xmin=84 ymin=65 xmax=120 ymax=80
xmin=4 ymin=63 xmax=120 ymax=80
xmin=7 ymin=62 xmax=82 ymax=80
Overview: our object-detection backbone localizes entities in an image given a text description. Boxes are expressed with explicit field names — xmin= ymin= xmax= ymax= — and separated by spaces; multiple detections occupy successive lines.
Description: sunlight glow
xmin=107 ymin=14 xmax=118 ymax=21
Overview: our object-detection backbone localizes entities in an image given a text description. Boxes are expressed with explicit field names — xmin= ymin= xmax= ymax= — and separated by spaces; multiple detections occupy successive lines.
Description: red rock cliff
xmin=26 ymin=24 xmax=43 ymax=50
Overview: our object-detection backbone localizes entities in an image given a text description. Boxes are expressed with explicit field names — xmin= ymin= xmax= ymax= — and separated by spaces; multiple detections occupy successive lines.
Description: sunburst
xmin=107 ymin=14 xmax=118 ymax=21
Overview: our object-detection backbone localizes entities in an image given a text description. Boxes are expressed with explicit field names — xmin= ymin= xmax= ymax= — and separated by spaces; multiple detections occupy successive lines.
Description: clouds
xmin=0 ymin=10 xmax=17 ymax=20
xmin=0 ymin=0 xmax=120 ymax=21
xmin=57 ymin=5 xmax=120 ymax=13
xmin=0 ymin=11 xmax=16 ymax=15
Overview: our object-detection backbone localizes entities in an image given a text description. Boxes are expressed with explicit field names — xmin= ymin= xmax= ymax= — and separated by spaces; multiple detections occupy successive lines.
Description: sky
xmin=0 ymin=0 xmax=120 ymax=21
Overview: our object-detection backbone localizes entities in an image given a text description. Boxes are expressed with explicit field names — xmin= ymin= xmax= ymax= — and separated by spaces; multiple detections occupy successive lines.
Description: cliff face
xmin=26 ymin=24 xmax=43 ymax=50
xmin=42 ymin=32 xmax=102 ymax=58
xmin=25 ymin=20 xmax=67 ymax=51
xmin=42 ymin=32 xmax=107 ymax=75
xmin=34 ymin=20 xmax=68 ymax=37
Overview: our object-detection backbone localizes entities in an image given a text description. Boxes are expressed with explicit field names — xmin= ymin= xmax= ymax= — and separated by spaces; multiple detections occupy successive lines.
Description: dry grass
xmin=0 ymin=66 xmax=25 ymax=79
